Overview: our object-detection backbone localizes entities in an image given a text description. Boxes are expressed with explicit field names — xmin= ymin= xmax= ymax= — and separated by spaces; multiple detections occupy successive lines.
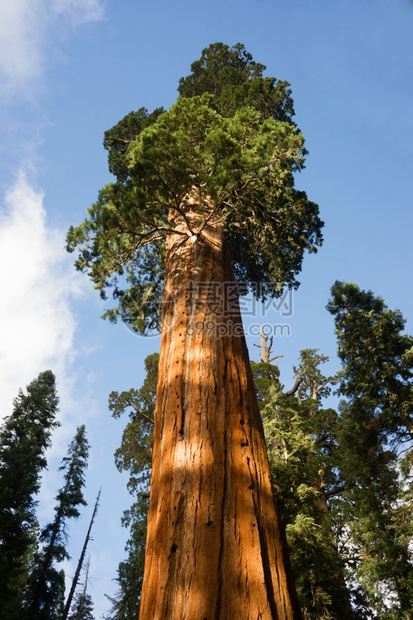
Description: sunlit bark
xmin=139 ymin=205 xmax=302 ymax=619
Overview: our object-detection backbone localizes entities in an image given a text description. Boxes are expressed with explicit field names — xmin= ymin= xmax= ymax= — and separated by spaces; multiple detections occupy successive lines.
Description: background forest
xmin=0 ymin=1 xmax=412 ymax=618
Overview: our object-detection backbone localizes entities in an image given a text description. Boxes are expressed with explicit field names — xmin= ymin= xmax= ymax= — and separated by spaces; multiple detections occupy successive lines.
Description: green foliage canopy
xmin=67 ymin=43 xmax=323 ymax=335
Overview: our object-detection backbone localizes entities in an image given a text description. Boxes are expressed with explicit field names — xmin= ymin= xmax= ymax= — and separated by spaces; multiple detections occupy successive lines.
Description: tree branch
xmin=284 ymin=367 xmax=302 ymax=397
xmin=127 ymin=401 xmax=154 ymax=426
xmin=323 ymin=485 xmax=345 ymax=500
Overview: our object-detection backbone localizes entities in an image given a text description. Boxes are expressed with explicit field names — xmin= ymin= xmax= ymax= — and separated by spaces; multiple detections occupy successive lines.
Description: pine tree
xmin=67 ymin=42 xmax=324 ymax=618
xmin=26 ymin=425 xmax=90 ymax=619
xmin=327 ymin=281 xmax=413 ymax=617
xmin=0 ymin=371 xmax=60 ymax=617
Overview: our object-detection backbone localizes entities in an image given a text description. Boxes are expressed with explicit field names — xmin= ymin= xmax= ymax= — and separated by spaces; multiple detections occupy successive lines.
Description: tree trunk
xmin=139 ymin=209 xmax=302 ymax=619
xmin=62 ymin=489 xmax=100 ymax=620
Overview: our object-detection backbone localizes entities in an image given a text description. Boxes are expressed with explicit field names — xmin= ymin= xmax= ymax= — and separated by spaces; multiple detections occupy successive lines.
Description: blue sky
xmin=1 ymin=1 xmax=412 ymax=616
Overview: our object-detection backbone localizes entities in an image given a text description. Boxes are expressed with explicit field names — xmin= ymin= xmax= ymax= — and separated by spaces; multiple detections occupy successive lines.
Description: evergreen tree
xmin=68 ymin=592 xmax=95 ymax=620
xmin=0 ymin=371 xmax=60 ymax=617
xmin=327 ymin=281 xmax=413 ymax=618
xmin=68 ymin=42 xmax=323 ymax=618
xmin=253 ymin=346 xmax=355 ymax=619
xmin=104 ymin=496 xmax=149 ymax=620
xmin=110 ymin=353 xmax=157 ymax=497
xmin=105 ymin=353 xmax=157 ymax=618
xmin=26 ymin=425 xmax=90 ymax=619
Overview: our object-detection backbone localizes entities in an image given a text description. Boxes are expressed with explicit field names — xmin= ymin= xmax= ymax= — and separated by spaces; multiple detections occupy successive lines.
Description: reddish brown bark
xmin=139 ymin=211 xmax=302 ymax=619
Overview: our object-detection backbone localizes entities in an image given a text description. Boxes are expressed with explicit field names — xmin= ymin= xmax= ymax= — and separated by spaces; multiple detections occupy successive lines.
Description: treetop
xmin=178 ymin=42 xmax=296 ymax=123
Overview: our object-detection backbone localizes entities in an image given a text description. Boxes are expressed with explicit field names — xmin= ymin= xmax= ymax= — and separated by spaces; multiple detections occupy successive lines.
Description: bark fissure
xmin=247 ymin=455 xmax=280 ymax=620
xmin=215 ymin=348 xmax=230 ymax=620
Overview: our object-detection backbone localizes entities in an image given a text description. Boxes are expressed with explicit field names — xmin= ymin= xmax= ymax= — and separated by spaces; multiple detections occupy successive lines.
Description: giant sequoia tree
xmin=67 ymin=43 xmax=323 ymax=619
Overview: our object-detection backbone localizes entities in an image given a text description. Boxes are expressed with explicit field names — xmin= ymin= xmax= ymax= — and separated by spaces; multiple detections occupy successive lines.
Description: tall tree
xmin=27 ymin=425 xmax=90 ymax=619
xmin=0 ymin=371 xmax=60 ymax=617
xmin=327 ymin=281 xmax=413 ymax=617
xmin=67 ymin=42 xmax=323 ymax=618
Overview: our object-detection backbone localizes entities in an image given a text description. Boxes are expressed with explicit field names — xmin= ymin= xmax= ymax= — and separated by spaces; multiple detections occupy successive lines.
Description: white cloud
xmin=0 ymin=1 xmax=45 ymax=95
xmin=0 ymin=0 xmax=105 ymax=99
xmin=0 ymin=170 xmax=84 ymax=419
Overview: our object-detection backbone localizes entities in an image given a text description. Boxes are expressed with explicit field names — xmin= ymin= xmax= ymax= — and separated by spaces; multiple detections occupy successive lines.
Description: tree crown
xmin=67 ymin=44 xmax=323 ymax=334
